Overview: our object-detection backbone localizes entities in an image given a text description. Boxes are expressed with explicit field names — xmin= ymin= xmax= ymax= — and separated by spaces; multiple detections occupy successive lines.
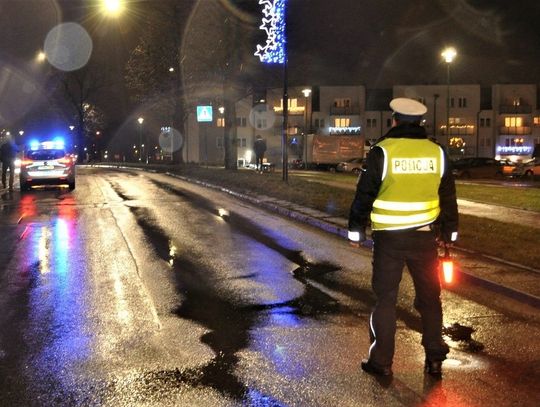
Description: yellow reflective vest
xmin=371 ymin=138 xmax=445 ymax=231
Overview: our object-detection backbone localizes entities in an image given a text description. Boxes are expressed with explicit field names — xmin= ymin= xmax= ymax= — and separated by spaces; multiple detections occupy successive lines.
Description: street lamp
xmin=441 ymin=47 xmax=457 ymax=149
xmin=36 ymin=50 xmax=46 ymax=62
xmin=302 ymin=88 xmax=311 ymax=166
xmin=137 ymin=117 xmax=144 ymax=162
xmin=101 ymin=0 xmax=124 ymax=16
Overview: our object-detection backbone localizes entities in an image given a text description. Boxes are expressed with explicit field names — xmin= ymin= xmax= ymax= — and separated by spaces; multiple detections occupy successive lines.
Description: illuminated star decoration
xmin=254 ymin=0 xmax=286 ymax=64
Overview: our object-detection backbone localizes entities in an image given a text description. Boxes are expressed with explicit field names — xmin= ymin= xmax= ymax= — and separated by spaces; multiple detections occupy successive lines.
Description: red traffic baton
xmin=440 ymin=243 xmax=455 ymax=285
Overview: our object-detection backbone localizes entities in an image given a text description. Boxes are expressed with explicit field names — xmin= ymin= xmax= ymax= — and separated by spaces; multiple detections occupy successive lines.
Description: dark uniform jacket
xmin=254 ymin=138 xmax=267 ymax=156
xmin=0 ymin=140 xmax=18 ymax=163
xmin=348 ymin=123 xmax=458 ymax=242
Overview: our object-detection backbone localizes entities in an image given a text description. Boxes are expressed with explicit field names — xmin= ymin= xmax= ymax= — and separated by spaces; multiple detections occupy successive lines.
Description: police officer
xmin=348 ymin=97 xmax=458 ymax=377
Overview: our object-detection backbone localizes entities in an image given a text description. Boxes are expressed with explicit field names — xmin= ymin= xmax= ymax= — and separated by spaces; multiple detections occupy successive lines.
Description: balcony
xmin=499 ymin=105 xmax=532 ymax=114
xmin=273 ymin=105 xmax=305 ymax=116
xmin=499 ymin=126 xmax=531 ymax=135
xmin=330 ymin=106 xmax=360 ymax=115
xmin=441 ymin=125 xmax=475 ymax=136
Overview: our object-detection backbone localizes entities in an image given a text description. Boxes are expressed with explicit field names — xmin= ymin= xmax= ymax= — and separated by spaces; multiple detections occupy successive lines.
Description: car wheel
xmin=352 ymin=168 xmax=361 ymax=175
xmin=68 ymin=180 xmax=76 ymax=190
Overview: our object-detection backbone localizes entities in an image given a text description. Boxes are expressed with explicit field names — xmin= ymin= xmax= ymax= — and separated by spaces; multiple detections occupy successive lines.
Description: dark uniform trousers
xmin=368 ymin=229 xmax=449 ymax=368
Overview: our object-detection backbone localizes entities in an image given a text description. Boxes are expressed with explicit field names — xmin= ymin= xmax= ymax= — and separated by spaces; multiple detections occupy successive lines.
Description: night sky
xmin=285 ymin=0 xmax=540 ymax=87
xmin=1 ymin=0 xmax=540 ymax=130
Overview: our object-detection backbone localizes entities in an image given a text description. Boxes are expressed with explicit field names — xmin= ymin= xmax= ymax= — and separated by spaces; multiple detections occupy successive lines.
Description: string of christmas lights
xmin=254 ymin=0 xmax=287 ymax=64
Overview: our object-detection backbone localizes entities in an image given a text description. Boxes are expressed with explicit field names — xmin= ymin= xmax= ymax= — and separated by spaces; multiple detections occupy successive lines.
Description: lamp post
xmin=302 ymin=88 xmax=311 ymax=167
xmin=433 ymin=94 xmax=439 ymax=139
xmin=441 ymin=47 xmax=457 ymax=149
xmin=137 ymin=117 xmax=144 ymax=162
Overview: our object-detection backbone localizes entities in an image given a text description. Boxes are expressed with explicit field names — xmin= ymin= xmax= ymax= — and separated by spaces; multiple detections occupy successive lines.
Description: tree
xmin=56 ymin=66 xmax=107 ymax=161
xmin=180 ymin=1 xmax=262 ymax=170
xmin=125 ymin=0 xmax=264 ymax=169
xmin=124 ymin=0 xmax=196 ymax=164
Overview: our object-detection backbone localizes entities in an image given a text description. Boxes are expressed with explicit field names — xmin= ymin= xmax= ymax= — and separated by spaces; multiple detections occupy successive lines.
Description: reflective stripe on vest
xmin=373 ymin=199 xmax=440 ymax=211
xmin=371 ymin=138 xmax=443 ymax=231
xmin=371 ymin=208 xmax=440 ymax=227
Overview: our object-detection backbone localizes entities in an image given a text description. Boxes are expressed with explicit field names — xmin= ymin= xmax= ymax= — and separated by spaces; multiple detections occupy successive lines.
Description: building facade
xmin=183 ymin=83 xmax=540 ymax=166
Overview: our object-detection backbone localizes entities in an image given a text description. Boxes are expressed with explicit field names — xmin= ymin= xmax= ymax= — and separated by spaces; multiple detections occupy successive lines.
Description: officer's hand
xmin=439 ymin=230 xmax=458 ymax=244
xmin=348 ymin=229 xmax=366 ymax=247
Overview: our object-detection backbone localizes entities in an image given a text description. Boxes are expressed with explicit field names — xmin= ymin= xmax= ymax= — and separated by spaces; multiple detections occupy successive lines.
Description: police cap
xmin=390 ymin=98 xmax=427 ymax=122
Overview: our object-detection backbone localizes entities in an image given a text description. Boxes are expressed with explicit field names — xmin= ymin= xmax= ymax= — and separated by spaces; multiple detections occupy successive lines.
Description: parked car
xmin=451 ymin=157 xmax=504 ymax=178
xmin=336 ymin=157 xmax=366 ymax=174
xmin=19 ymin=139 xmax=76 ymax=191
xmin=523 ymin=158 xmax=540 ymax=178
xmin=500 ymin=158 xmax=536 ymax=178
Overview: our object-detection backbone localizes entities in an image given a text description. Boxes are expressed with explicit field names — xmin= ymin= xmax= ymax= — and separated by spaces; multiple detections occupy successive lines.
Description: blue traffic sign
xmin=197 ymin=105 xmax=213 ymax=123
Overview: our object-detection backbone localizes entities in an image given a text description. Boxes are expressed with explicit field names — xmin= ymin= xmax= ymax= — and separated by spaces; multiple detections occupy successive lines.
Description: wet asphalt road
xmin=0 ymin=167 xmax=538 ymax=406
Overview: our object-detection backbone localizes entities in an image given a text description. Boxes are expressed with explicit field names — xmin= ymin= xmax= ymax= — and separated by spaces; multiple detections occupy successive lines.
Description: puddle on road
xmin=109 ymin=181 xmax=135 ymax=201
xmin=126 ymin=202 xmax=347 ymax=404
xmin=443 ymin=322 xmax=485 ymax=352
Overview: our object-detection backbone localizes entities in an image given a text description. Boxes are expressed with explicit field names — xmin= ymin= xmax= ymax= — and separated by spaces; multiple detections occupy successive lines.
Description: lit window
xmin=505 ymin=117 xmax=523 ymax=127
xmin=533 ymin=116 xmax=540 ymax=126
xmin=217 ymin=118 xmax=225 ymax=127
xmin=334 ymin=117 xmax=350 ymax=127
xmin=334 ymin=98 xmax=351 ymax=108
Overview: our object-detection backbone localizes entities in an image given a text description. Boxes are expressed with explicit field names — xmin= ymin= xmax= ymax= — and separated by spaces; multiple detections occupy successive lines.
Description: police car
xmin=19 ymin=139 xmax=76 ymax=191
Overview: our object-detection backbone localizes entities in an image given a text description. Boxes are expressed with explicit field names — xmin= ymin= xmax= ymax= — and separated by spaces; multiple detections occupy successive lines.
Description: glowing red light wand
xmin=440 ymin=243 xmax=454 ymax=285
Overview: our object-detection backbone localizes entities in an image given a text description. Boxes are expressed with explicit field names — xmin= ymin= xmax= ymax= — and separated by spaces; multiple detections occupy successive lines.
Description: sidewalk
xmin=167 ymin=171 xmax=540 ymax=309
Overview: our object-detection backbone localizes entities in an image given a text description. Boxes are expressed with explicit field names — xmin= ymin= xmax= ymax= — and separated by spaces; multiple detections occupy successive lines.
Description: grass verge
xmin=456 ymin=183 xmax=540 ymax=212
xmin=459 ymin=214 xmax=540 ymax=268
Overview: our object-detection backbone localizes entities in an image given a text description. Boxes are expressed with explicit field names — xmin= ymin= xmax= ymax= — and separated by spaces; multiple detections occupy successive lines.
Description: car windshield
xmin=27 ymin=149 xmax=65 ymax=161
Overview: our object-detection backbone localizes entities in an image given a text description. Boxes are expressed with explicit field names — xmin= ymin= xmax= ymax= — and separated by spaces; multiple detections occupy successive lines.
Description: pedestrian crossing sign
xmin=197 ymin=105 xmax=213 ymax=123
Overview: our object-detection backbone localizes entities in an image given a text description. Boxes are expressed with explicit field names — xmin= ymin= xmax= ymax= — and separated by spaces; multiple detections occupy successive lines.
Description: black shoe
xmin=361 ymin=359 xmax=393 ymax=376
xmin=425 ymin=359 xmax=442 ymax=376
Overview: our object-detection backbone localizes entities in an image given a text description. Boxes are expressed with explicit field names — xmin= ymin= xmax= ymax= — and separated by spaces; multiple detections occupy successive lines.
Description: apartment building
xmin=183 ymin=83 xmax=540 ymax=165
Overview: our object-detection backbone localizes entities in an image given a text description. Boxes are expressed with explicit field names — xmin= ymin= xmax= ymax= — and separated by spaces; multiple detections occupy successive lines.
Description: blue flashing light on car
xmin=29 ymin=140 xmax=41 ymax=151
xmin=28 ymin=138 xmax=66 ymax=151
